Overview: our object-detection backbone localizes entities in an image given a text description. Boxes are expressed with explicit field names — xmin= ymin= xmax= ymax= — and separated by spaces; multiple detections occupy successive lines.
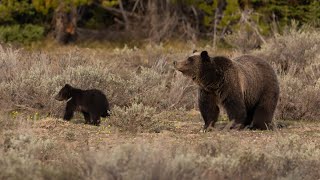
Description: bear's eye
xmin=187 ymin=58 xmax=193 ymax=63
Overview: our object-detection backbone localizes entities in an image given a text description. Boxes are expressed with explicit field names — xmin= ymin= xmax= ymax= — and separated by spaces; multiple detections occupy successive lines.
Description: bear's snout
xmin=173 ymin=61 xmax=183 ymax=69
xmin=54 ymin=94 xmax=63 ymax=101
xmin=173 ymin=61 xmax=186 ymax=72
xmin=173 ymin=61 xmax=185 ymax=73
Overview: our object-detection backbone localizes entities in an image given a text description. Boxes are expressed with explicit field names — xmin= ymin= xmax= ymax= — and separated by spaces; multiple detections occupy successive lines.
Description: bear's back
xmin=233 ymin=55 xmax=277 ymax=80
xmin=83 ymin=89 xmax=107 ymax=102
xmin=79 ymin=89 xmax=109 ymax=111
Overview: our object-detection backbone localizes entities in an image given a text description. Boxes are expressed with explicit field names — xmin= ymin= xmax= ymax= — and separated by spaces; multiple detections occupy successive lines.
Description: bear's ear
xmin=64 ymin=84 xmax=72 ymax=89
xmin=193 ymin=50 xmax=198 ymax=53
xmin=200 ymin=51 xmax=210 ymax=62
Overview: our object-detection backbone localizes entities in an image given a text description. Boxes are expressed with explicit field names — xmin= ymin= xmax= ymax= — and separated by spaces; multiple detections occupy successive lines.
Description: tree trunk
xmin=53 ymin=4 xmax=77 ymax=44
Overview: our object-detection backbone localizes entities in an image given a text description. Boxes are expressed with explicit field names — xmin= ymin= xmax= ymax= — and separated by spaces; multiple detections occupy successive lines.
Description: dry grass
xmin=253 ymin=26 xmax=320 ymax=120
xmin=0 ymin=44 xmax=198 ymax=116
xmin=1 ymin=116 xmax=320 ymax=180
xmin=0 ymin=27 xmax=320 ymax=179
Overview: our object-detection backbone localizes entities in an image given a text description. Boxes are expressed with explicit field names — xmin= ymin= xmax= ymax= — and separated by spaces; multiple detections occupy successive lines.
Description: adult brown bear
xmin=173 ymin=50 xmax=279 ymax=131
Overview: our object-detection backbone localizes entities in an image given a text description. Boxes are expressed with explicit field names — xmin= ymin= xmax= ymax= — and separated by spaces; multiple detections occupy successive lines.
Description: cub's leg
xmin=82 ymin=111 xmax=91 ymax=124
xmin=63 ymin=101 xmax=76 ymax=121
xmin=90 ymin=113 xmax=101 ymax=126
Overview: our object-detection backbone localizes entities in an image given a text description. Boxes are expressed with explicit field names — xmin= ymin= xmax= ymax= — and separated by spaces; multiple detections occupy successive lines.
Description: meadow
xmin=0 ymin=27 xmax=320 ymax=180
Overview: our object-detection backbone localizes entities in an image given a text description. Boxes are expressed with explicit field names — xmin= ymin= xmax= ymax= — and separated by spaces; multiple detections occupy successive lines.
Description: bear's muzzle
xmin=54 ymin=94 xmax=64 ymax=101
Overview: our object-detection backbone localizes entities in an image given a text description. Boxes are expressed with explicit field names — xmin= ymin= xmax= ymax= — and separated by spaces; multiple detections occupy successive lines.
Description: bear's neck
xmin=70 ymin=87 xmax=84 ymax=98
xmin=198 ymin=65 xmax=224 ymax=93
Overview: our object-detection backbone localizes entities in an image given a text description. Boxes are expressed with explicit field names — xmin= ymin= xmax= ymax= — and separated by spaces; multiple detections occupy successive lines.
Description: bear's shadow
xmin=72 ymin=118 xmax=86 ymax=124
xmin=68 ymin=117 xmax=108 ymax=126
xmin=198 ymin=121 xmax=289 ymax=132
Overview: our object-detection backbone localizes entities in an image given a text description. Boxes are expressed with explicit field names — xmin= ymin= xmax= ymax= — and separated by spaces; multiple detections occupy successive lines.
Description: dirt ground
xmin=28 ymin=112 xmax=320 ymax=152
xmin=1 ymin=110 xmax=320 ymax=180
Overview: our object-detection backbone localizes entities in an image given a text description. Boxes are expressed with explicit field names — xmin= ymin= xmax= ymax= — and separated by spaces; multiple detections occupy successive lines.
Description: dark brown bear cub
xmin=55 ymin=84 xmax=110 ymax=126
xmin=173 ymin=50 xmax=279 ymax=131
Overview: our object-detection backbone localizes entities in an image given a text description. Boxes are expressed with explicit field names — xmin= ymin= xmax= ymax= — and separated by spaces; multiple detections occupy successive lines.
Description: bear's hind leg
xmin=82 ymin=111 xmax=91 ymax=124
xmin=90 ymin=113 xmax=101 ymax=126
xmin=244 ymin=108 xmax=255 ymax=128
xmin=101 ymin=110 xmax=110 ymax=117
xmin=251 ymin=107 xmax=272 ymax=130
xmin=222 ymin=97 xmax=247 ymax=130
xmin=251 ymin=98 xmax=277 ymax=130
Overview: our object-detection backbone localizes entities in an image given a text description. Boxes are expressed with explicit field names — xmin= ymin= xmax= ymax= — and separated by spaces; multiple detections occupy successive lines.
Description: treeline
xmin=0 ymin=0 xmax=319 ymax=45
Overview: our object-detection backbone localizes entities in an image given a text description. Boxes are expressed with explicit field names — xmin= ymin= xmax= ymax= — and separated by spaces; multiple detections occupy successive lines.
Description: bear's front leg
xmin=63 ymin=101 xmax=76 ymax=121
xmin=222 ymin=96 xmax=247 ymax=130
xmin=199 ymin=89 xmax=220 ymax=132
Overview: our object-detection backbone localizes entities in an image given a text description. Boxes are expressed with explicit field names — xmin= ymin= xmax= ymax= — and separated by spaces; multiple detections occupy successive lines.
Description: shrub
xmin=225 ymin=25 xmax=263 ymax=53
xmin=0 ymin=24 xmax=45 ymax=44
xmin=109 ymin=103 xmax=173 ymax=133
xmin=2 ymin=27 xmax=319 ymax=122
xmin=1 ymin=114 xmax=320 ymax=179
xmin=0 ymin=45 xmax=198 ymax=117
xmin=254 ymin=26 xmax=320 ymax=74
xmin=0 ymin=127 xmax=82 ymax=180
xmin=253 ymin=26 xmax=320 ymax=120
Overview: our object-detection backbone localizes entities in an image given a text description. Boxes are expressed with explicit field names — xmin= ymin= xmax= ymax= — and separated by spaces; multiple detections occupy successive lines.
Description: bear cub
xmin=55 ymin=84 xmax=110 ymax=126
xmin=174 ymin=50 xmax=279 ymax=131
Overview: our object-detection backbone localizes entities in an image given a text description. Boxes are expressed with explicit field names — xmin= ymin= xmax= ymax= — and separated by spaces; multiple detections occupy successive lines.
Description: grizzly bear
xmin=55 ymin=84 xmax=110 ymax=126
xmin=173 ymin=50 xmax=279 ymax=131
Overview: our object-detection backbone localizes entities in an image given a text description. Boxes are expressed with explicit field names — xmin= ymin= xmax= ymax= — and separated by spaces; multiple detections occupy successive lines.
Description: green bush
xmin=0 ymin=24 xmax=45 ymax=44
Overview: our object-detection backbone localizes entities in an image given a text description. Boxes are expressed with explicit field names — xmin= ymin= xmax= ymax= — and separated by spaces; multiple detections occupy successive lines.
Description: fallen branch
xmin=118 ymin=0 xmax=129 ymax=30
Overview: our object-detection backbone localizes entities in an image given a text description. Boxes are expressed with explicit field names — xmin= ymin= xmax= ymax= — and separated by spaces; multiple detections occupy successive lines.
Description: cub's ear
xmin=193 ymin=50 xmax=198 ymax=53
xmin=64 ymin=84 xmax=72 ymax=88
xmin=200 ymin=51 xmax=210 ymax=62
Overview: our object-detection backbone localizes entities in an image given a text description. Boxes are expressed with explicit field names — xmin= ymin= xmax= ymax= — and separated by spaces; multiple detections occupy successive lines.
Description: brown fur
xmin=173 ymin=51 xmax=279 ymax=130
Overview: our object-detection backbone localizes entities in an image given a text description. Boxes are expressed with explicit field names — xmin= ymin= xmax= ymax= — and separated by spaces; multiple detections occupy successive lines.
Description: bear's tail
xmin=101 ymin=110 xmax=111 ymax=117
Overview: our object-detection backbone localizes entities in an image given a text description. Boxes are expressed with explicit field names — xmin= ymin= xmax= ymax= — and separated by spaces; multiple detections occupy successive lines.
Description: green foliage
xmin=31 ymin=0 xmax=95 ymax=15
xmin=81 ymin=6 xmax=113 ymax=29
xmin=305 ymin=0 xmax=320 ymax=26
xmin=0 ymin=24 xmax=45 ymax=44
xmin=0 ymin=0 xmax=117 ymax=24
xmin=251 ymin=0 xmax=320 ymax=29
xmin=1 ymin=0 xmax=319 ymax=44
xmin=194 ymin=1 xmax=217 ymax=26
xmin=0 ymin=0 xmax=120 ymax=44
xmin=32 ymin=0 xmax=57 ymax=15
xmin=173 ymin=0 xmax=319 ymax=37
xmin=0 ymin=0 xmax=35 ymax=23
xmin=101 ymin=0 xmax=118 ymax=7
xmin=218 ymin=0 xmax=241 ymax=28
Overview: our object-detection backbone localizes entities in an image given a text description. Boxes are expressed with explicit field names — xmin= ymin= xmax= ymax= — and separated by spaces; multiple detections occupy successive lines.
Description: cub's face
xmin=55 ymin=84 xmax=72 ymax=101
xmin=173 ymin=50 xmax=211 ymax=81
